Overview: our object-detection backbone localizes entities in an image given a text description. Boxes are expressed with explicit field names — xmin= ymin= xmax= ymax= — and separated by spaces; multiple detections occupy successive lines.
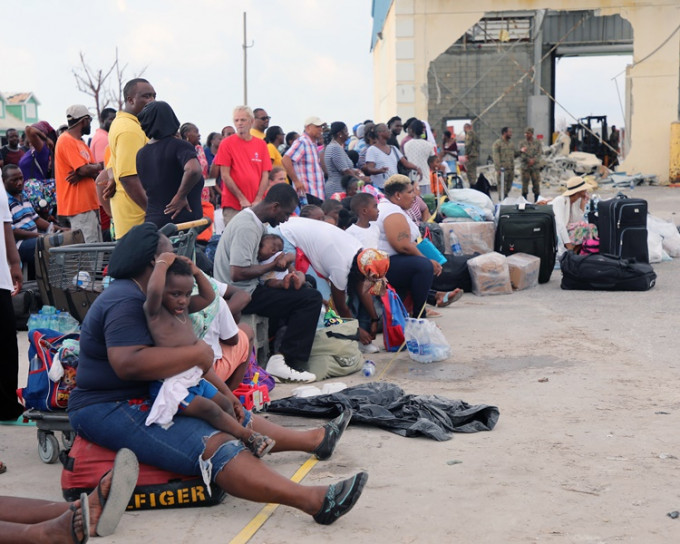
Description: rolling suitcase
xmin=494 ymin=203 xmax=557 ymax=283
xmin=560 ymin=252 xmax=656 ymax=291
xmin=12 ymin=280 xmax=42 ymax=330
xmin=595 ymin=194 xmax=648 ymax=263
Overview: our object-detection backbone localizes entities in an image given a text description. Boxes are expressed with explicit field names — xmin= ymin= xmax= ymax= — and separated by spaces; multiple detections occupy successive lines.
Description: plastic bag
xmin=403 ymin=318 xmax=451 ymax=363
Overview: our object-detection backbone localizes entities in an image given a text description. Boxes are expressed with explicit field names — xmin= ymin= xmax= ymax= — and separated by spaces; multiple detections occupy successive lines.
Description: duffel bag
xmin=430 ymin=255 xmax=475 ymax=293
xmin=305 ymin=318 xmax=363 ymax=380
xmin=560 ymin=252 xmax=656 ymax=291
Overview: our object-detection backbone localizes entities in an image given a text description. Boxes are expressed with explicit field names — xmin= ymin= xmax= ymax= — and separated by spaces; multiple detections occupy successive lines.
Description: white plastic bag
xmin=648 ymin=214 xmax=680 ymax=257
xmin=403 ymin=318 xmax=451 ymax=363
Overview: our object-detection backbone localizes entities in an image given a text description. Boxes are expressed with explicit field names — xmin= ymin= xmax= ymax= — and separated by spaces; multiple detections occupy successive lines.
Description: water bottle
xmin=49 ymin=313 xmax=60 ymax=332
xmin=27 ymin=313 xmax=38 ymax=331
xmin=362 ymin=360 xmax=376 ymax=378
xmin=449 ymin=230 xmax=463 ymax=256
xmin=58 ymin=311 xmax=69 ymax=333
xmin=36 ymin=309 xmax=47 ymax=329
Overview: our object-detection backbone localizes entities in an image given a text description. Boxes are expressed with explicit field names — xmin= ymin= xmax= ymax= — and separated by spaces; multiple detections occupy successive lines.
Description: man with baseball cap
xmin=282 ymin=116 xmax=326 ymax=203
xmin=54 ymin=104 xmax=103 ymax=242
xmin=519 ymin=126 xmax=543 ymax=202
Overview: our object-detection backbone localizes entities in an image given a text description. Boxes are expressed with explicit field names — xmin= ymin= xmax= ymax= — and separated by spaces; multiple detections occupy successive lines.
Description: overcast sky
xmin=2 ymin=1 xmax=630 ymax=139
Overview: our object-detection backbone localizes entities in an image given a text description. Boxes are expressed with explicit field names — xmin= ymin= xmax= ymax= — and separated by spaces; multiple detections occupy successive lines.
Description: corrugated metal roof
xmin=543 ymin=11 xmax=633 ymax=45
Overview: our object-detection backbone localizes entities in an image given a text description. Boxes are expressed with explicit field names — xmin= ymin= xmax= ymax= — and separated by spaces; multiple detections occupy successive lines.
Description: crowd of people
xmin=0 ymin=77 xmax=492 ymax=533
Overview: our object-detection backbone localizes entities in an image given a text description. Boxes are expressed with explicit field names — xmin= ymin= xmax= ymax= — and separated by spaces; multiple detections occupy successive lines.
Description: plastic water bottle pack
xmin=403 ymin=318 xmax=451 ymax=363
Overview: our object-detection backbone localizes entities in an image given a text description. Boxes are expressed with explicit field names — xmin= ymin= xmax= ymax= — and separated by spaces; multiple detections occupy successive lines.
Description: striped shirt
xmin=7 ymin=191 xmax=38 ymax=248
xmin=285 ymin=133 xmax=325 ymax=199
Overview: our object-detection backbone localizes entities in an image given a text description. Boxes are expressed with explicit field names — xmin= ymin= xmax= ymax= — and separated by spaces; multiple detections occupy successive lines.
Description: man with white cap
xmin=282 ymin=116 xmax=326 ymax=203
xmin=54 ymin=104 xmax=103 ymax=242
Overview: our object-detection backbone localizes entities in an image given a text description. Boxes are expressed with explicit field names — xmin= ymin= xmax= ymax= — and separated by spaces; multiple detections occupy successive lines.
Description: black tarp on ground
xmin=267 ymin=382 xmax=500 ymax=441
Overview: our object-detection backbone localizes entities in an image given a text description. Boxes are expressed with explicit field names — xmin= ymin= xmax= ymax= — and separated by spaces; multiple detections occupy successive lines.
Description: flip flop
xmin=436 ymin=289 xmax=463 ymax=307
xmin=95 ymin=448 xmax=139 ymax=537
xmin=425 ymin=309 xmax=442 ymax=318
xmin=69 ymin=492 xmax=90 ymax=544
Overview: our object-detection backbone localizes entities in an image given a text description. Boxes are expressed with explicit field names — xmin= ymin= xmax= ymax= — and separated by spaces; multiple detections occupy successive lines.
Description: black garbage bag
xmin=267 ymin=382 xmax=499 ymax=441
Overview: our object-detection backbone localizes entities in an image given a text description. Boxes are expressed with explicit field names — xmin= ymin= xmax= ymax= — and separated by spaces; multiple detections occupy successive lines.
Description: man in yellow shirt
xmin=107 ymin=78 xmax=156 ymax=238
xmin=249 ymin=108 xmax=270 ymax=139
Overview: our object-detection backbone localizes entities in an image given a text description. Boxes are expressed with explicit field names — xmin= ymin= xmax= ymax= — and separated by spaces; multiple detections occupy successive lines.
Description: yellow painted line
xmin=229 ymin=456 xmax=319 ymax=544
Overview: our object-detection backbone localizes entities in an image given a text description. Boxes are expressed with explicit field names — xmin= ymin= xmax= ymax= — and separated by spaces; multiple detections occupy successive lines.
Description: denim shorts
xmin=69 ymin=399 xmax=251 ymax=483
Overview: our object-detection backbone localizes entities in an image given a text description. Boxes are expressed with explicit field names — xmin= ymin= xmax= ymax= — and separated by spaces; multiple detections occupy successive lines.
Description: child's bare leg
xmin=183 ymin=396 xmax=274 ymax=457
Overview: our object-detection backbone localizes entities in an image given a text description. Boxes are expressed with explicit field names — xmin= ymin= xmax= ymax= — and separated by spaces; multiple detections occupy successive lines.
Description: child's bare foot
xmin=291 ymin=272 xmax=305 ymax=290
xmin=244 ymin=431 xmax=276 ymax=458
xmin=282 ymin=274 xmax=292 ymax=289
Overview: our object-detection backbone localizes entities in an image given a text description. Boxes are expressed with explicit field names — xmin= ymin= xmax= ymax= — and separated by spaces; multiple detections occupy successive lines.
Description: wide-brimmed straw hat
xmin=563 ymin=176 xmax=590 ymax=197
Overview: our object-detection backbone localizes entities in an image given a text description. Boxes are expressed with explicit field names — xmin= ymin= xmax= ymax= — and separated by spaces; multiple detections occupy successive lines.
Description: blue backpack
xmin=381 ymin=285 xmax=409 ymax=352
xmin=17 ymin=329 xmax=80 ymax=411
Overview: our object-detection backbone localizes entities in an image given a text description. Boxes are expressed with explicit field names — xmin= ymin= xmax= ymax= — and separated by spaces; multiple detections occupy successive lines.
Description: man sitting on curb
xmin=213 ymin=183 xmax=321 ymax=383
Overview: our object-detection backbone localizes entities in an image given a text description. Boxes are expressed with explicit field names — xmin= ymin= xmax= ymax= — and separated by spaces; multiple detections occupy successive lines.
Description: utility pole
xmin=242 ymin=12 xmax=254 ymax=105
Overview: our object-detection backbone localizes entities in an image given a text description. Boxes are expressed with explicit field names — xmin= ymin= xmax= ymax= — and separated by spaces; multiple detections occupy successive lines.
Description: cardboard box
xmin=467 ymin=252 xmax=512 ymax=296
xmin=506 ymin=253 xmax=540 ymax=291
xmin=440 ymin=221 xmax=495 ymax=256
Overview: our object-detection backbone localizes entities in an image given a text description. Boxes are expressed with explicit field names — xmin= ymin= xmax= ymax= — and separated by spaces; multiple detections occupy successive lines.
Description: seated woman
xmin=377 ymin=174 xmax=462 ymax=317
xmin=67 ymin=223 xmax=366 ymax=526
xmin=546 ymin=176 xmax=596 ymax=256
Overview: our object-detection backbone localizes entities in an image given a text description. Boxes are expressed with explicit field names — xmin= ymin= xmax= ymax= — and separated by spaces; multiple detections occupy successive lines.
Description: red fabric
xmin=213 ymin=135 xmax=272 ymax=210
xmin=61 ymin=436 xmax=191 ymax=490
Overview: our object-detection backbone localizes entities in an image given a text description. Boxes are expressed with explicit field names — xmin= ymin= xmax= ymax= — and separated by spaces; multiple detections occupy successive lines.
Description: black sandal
xmin=245 ymin=432 xmax=276 ymax=458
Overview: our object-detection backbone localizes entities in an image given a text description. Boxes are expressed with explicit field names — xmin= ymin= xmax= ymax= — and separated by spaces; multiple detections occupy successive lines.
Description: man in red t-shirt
xmin=213 ymin=106 xmax=272 ymax=226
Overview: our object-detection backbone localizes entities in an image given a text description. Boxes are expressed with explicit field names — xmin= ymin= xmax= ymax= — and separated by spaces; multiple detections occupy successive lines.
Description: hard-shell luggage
xmin=560 ymin=252 xmax=656 ymax=291
xmin=595 ymin=194 xmax=648 ymax=263
xmin=494 ymin=203 xmax=557 ymax=283
xmin=35 ymin=229 xmax=85 ymax=308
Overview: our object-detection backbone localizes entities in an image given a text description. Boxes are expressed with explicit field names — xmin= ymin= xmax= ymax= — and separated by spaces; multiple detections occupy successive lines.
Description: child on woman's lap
xmin=144 ymin=252 xmax=274 ymax=457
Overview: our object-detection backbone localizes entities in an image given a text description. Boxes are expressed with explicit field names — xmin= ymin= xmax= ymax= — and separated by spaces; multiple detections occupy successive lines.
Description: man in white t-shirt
xmin=403 ymin=120 xmax=435 ymax=195
xmin=0 ymin=169 xmax=24 ymax=421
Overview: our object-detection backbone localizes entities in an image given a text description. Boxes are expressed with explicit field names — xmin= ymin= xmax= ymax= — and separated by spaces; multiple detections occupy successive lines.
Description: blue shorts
xmin=148 ymin=378 xmax=219 ymax=409
xmin=69 ymin=400 xmax=252 ymax=483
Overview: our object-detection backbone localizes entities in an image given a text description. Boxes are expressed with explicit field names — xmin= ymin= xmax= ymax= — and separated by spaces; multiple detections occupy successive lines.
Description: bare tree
xmin=72 ymin=53 xmax=117 ymax=121
xmin=73 ymin=49 xmax=147 ymax=119
xmin=106 ymin=47 xmax=148 ymax=111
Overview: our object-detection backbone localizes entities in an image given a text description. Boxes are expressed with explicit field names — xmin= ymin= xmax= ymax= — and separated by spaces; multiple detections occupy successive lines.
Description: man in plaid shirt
xmin=282 ymin=116 xmax=326 ymax=202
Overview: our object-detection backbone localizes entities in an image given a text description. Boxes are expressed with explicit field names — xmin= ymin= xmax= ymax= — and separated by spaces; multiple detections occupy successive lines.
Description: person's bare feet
xmin=291 ymin=272 xmax=305 ymax=290
xmin=282 ymin=274 xmax=292 ymax=289
xmin=87 ymin=471 xmax=112 ymax=536
xmin=434 ymin=288 xmax=463 ymax=307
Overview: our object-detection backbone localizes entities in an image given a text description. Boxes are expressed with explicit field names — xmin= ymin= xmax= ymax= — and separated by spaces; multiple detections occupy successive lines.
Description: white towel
xmin=145 ymin=366 xmax=203 ymax=427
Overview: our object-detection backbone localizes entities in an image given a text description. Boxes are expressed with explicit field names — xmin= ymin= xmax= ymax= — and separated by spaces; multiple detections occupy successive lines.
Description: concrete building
xmin=371 ymin=0 xmax=680 ymax=182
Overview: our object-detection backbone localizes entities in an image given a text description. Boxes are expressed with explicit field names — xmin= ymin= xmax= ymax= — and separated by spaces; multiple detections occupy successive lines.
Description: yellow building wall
xmin=373 ymin=0 xmax=680 ymax=182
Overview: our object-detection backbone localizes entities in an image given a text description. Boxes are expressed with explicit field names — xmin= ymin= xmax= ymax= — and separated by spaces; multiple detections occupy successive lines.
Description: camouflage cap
xmin=525 ymin=127 xmax=534 ymax=134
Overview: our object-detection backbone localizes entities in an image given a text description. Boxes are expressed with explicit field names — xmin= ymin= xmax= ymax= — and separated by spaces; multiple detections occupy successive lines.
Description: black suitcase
xmin=595 ymin=194 xmax=648 ymax=263
xmin=12 ymin=280 xmax=42 ymax=330
xmin=495 ymin=204 xmax=557 ymax=283
xmin=560 ymin=252 xmax=656 ymax=291
xmin=35 ymin=229 xmax=85 ymax=307
xmin=430 ymin=255 xmax=475 ymax=293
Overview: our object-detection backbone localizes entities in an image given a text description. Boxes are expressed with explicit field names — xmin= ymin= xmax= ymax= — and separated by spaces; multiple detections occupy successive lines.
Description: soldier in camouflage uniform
xmin=492 ymin=127 xmax=516 ymax=198
xmin=463 ymin=123 xmax=480 ymax=186
xmin=519 ymin=127 xmax=543 ymax=202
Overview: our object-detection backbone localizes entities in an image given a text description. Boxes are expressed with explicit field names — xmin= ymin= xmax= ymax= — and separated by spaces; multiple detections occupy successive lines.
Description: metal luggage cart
xmin=22 ymin=408 xmax=75 ymax=464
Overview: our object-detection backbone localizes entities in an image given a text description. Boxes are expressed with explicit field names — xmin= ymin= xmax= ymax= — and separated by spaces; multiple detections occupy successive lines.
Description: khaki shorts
xmin=64 ymin=210 xmax=102 ymax=243
xmin=213 ymin=328 xmax=250 ymax=382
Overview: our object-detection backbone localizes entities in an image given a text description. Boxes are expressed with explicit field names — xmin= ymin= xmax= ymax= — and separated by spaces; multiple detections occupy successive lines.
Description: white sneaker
xmin=359 ymin=342 xmax=380 ymax=354
xmin=266 ymin=354 xmax=316 ymax=383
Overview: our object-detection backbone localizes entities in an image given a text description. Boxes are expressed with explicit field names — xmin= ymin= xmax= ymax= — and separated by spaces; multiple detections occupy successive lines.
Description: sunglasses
xmin=256 ymin=116 xmax=271 ymax=121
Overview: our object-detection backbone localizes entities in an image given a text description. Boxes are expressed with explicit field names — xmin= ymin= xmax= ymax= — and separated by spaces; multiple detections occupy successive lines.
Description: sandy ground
xmin=1 ymin=184 xmax=679 ymax=543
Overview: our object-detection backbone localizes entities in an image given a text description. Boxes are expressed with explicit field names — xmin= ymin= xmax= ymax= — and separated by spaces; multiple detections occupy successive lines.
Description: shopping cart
xmin=23 ymin=219 xmax=211 ymax=463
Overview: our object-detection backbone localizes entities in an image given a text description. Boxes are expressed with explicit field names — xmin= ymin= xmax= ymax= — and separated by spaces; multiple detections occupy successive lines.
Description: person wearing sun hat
xmin=549 ymin=176 xmax=597 ymax=255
